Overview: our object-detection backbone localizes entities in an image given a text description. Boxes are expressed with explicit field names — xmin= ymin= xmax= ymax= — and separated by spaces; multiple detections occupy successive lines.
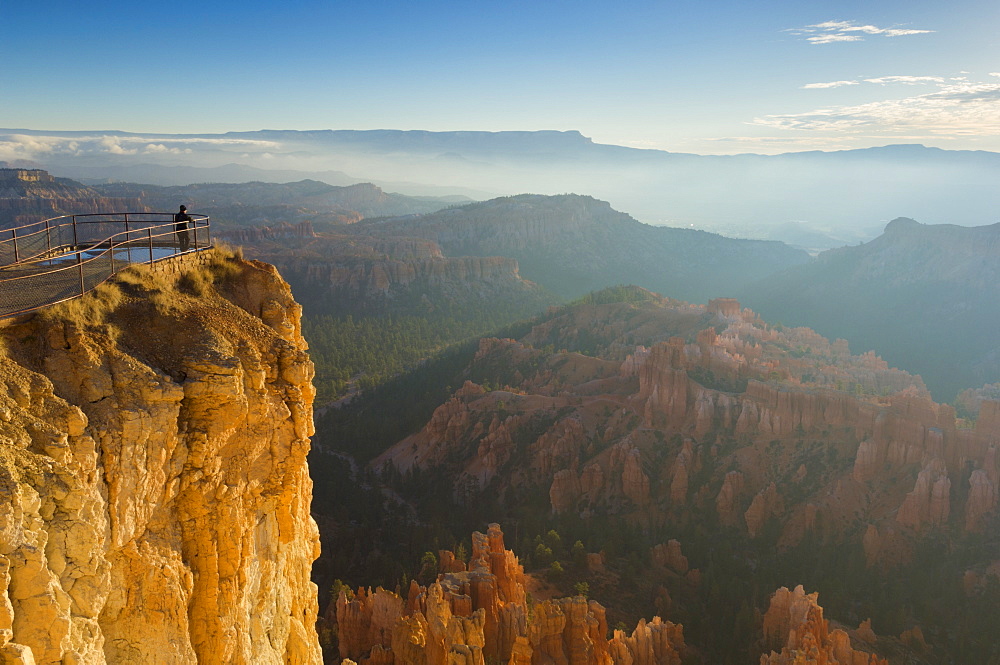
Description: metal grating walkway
xmin=0 ymin=213 xmax=212 ymax=319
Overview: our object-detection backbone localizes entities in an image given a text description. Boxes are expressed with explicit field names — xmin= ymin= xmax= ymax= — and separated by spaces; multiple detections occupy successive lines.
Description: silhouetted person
xmin=174 ymin=205 xmax=192 ymax=252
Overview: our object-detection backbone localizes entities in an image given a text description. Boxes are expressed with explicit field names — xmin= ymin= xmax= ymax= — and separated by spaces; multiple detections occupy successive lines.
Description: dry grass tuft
xmin=206 ymin=242 xmax=244 ymax=280
xmin=41 ymin=279 xmax=126 ymax=328
xmin=40 ymin=246 xmax=247 ymax=328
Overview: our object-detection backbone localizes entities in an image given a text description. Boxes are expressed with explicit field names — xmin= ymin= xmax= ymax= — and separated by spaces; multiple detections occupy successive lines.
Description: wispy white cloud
xmin=802 ymin=80 xmax=860 ymax=89
xmin=808 ymin=33 xmax=863 ymax=45
xmin=0 ymin=133 xmax=282 ymax=162
xmin=99 ymin=137 xmax=137 ymax=155
xmin=803 ymin=75 xmax=944 ymax=90
xmin=753 ymin=78 xmax=1000 ymax=136
xmin=143 ymin=143 xmax=193 ymax=155
xmin=863 ymin=75 xmax=945 ymax=85
xmin=788 ymin=20 xmax=933 ymax=45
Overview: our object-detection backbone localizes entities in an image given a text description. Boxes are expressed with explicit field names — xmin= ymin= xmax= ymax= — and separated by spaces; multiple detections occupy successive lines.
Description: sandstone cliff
xmin=0 ymin=250 xmax=321 ymax=663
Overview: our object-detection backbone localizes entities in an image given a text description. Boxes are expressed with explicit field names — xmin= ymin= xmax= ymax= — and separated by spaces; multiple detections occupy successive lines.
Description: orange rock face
xmin=609 ymin=617 xmax=686 ymax=665
xmin=896 ymin=459 xmax=950 ymax=530
xmin=650 ymin=541 xmax=689 ymax=575
xmin=0 ymin=254 xmax=322 ymax=664
xmin=760 ymin=586 xmax=888 ymax=665
xmin=334 ymin=524 xmax=686 ymax=665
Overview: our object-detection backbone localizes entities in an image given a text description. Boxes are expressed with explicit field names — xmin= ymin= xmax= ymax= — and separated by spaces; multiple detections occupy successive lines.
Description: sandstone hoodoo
xmin=328 ymin=525 xmax=893 ymax=665
xmin=378 ymin=293 xmax=1000 ymax=553
xmin=363 ymin=288 xmax=1000 ymax=662
xmin=0 ymin=249 xmax=322 ymax=663
xmin=333 ymin=524 xmax=689 ymax=665
xmin=760 ymin=586 xmax=888 ymax=665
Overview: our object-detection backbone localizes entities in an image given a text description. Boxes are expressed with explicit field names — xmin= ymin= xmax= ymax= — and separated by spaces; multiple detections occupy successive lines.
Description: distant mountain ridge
xmin=6 ymin=128 xmax=999 ymax=248
xmin=741 ymin=217 xmax=1000 ymax=399
xmin=93 ymin=179 xmax=465 ymax=225
xmin=0 ymin=168 xmax=145 ymax=227
xmin=352 ymin=193 xmax=810 ymax=303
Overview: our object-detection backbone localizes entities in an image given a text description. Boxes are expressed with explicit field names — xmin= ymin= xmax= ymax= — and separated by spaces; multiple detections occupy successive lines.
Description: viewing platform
xmin=0 ymin=212 xmax=212 ymax=318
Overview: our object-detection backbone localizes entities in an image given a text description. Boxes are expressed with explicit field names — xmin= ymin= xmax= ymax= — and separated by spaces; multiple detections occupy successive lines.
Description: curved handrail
xmin=0 ymin=212 xmax=212 ymax=318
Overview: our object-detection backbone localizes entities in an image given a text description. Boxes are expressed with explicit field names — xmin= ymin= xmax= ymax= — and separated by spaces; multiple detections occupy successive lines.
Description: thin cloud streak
xmin=802 ymin=81 xmax=860 ymax=89
xmin=788 ymin=20 xmax=934 ymax=45
xmin=864 ymin=76 xmax=945 ymax=85
xmin=808 ymin=34 xmax=862 ymax=45
xmin=803 ymin=75 xmax=945 ymax=90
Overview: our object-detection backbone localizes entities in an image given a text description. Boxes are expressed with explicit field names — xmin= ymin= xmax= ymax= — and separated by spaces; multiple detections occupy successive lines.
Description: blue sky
xmin=2 ymin=0 xmax=998 ymax=154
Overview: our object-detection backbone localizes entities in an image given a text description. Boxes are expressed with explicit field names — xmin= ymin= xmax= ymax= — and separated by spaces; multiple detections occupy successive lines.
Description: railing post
xmin=45 ymin=218 xmax=51 ymax=255
xmin=77 ymin=250 xmax=85 ymax=297
xmin=148 ymin=227 xmax=154 ymax=264
xmin=12 ymin=227 xmax=18 ymax=264
xmin=72 ymin=216 xmax=79 ymax=251
xmin=193 ymin=218 xmax=200 ymax=249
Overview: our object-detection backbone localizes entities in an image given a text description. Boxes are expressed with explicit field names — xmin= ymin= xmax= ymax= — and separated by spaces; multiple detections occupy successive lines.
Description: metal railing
xmin=0 ymin=212 xmax=212 ymax=319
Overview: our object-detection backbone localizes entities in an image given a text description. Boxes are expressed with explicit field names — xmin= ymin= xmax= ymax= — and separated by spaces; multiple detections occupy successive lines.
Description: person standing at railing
xmin=174 ymin=205 xmax=192 ymax=252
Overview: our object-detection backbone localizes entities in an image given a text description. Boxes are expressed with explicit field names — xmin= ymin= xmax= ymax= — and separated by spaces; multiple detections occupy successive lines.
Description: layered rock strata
xmin=0 ymin=253 xmax=321 ymax=663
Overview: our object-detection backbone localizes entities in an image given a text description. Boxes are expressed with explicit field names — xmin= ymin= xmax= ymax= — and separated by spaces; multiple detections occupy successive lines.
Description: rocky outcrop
xmin=896 ymin=459 xmax=951 ymax=530
xmin=650 ymin=541 xmax=688 ymax=575
xmin=609 ymin=618 xmax=685 ymax=665
xmin=0 ymin=170 xmax=146 ymax=227
xmin=760 ymin=586 xmax=887 ymax=665
xmin=965 ymin=469 xmax=998 ymax=531
xmin=621 ymin=448 xmax=651 ymax=508
xmin=551 ymin=469 xmax=581 ymax=515
xmin=0 ymin=252 xmax=321 ymax=663
xmin=707 ymin=298 xmax=741 ymax=319
xmin=335 ymin=525 xmax=686 ymax=665
xmin=745 ymin=483 xmax=782 ymax=538
xmin=217 ymin=220 xmax=316 ymax=244
xmin=529 ymin=596 xmax=612 ymax=665
xmin=716 ymin=472 xmax=745 ymax=526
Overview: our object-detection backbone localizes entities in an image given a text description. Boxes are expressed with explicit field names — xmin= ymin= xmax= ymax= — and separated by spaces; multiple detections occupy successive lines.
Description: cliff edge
xmin=0 ymin=249 xmax=321 ymax=663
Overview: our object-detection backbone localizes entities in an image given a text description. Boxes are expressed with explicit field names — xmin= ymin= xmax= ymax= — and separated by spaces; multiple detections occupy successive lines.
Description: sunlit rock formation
xmin=760 ymin=586 xmax=887 ymax=665
xmin=0 ymin=252 xmax=321 ymax=663
xmin=336 ymin=524 xmax=687 ymax=665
